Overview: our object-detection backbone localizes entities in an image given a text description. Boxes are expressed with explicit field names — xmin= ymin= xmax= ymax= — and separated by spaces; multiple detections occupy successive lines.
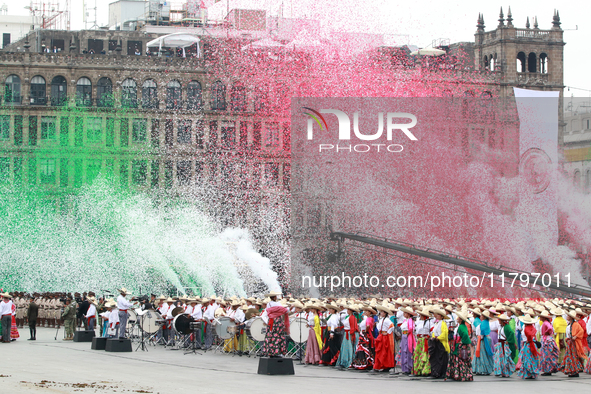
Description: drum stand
xmin=184 ymin=324 xmax=203 ymax=355
xmin=135 ymin=316 xmax=148 ymax=352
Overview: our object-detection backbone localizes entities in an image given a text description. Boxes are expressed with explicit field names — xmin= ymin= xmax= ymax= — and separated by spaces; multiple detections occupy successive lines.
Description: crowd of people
xmin=4 ymin=289 xmax=591 ymax=381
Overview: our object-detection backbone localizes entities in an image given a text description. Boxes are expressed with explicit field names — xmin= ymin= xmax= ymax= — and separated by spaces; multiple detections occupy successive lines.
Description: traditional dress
xmin=428 ymin=319 xmax=450 ymax=378
xmin=493 ymin=324 xmax=516 ymax=377
xmin=472 ymin=318 xmax=494 ymax=375
xmin=517 ymin=324 xmax=540 ymax=379
xmin=446 ymin=322 xmax=473 ymax=381
xmin=413 ymin=318 xmax=432 ymax=376
xmin=373 ymin=316 xmax=395 ymax=371
xmin=320 ymin=313 xmax=342 ymax=366
xmin=540 ymin=320 xmax=559 ymax=374
xmin=336 ymin=313 xmax=359 ymax=368
xmin=553 ymin=314 xmax=567 ymax=363
xmin=261 ymin=305 xmax=289 ymax=357
xmin=351 ymin=315 xmax=375 ymax=370
xmin=560 ymin=320 xmax=587 ymax=376
xmin=305 ymin=312 xmax=323 ymax=365
xmin=396 ymin=316 xmax=415 ymax=373
xmin=10 ymin=303 xmax=19 ymax=340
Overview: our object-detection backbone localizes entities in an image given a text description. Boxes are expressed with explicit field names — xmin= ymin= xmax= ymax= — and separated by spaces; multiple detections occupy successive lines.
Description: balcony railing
xmin=50 ymin=96 xmax=68 ymax=106
xmin=97 ymin=96 xmax=115 ymax=108
xmin=142 ymin=98 xmax=160 ymax=109
xmin=3 ymin=95 xmax=22 ymax=105
xmin=166 ymin=99 xmax=183 ymax=110
xmin=30 ymin=96 xmax=47 ymax=105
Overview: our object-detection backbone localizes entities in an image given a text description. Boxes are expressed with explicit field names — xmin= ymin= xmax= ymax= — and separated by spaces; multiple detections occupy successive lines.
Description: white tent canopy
xmin=409 ymin=48 xmax=446 ymax=57
xmin=146 ymin=33 xmax=201 ymax=57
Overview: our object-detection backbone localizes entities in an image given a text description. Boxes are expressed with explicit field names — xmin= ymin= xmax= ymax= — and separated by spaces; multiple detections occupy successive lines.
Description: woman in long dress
xmin=373 ymin=305 xmax=395 ymax=372
xmin=539 ymin=310 xmax=559 ymax=376
xmin=304 ymin=303 xmax=323 ymax=365
xmin=560 ymin=310 xmax=587 ymax=378
xmin=472 ymin=310 xmax=494 ymax=375
xmin=446 ymin=311 xmax=473 ymax=381
xmin=412 ymin=307 xmax=432 ymax=376
xmin=517 ymin=314 xmax=541 ymax=379
xmin=396 ymin=307 xmax=416 ymax=374
xmin=10 ymin=302 xmax=19 ymax=340
xmin=351 ymin=307 xmax=376 ymax=370
xmin=428 ymin=307 xmax=450 ymax=379
xmin=320 ymin=303 xmax=342 ymax=366
xmin=492 ymin=314 xmax=516 ymax=377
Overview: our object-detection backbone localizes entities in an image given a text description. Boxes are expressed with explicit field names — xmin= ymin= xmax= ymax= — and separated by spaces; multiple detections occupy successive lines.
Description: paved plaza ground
xmin=1 ymin=327 xmax=589 ymax=393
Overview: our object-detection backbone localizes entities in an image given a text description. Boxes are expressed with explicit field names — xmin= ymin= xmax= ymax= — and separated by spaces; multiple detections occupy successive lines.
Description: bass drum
xmin=139 ymin=310 xmax=163 ymax=334
xmin=173 ymin=313 xmax=194 ymax=335
xmin=247 ymin=317 xmax=267 ymax=342
xmin=215 ymin=316 xmax=237 ymax=339
xmin=128 ymin=309 xmax=138 ymax=324
xmin=289 ymin=317 xmax=310 ymax=343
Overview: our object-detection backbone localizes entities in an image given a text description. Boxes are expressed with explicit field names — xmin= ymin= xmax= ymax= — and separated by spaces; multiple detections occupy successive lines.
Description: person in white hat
xmin=116 ymin=288 xmax=133 ymax=339
xmin=412 ymin=307 xmax=433 ymax=376
xmin=516 ymin=314 xmax=540 ymax=379
xmin=428 ymin=308 xmax=450 ymax=379
xmin=304 ymin=303 xmax=323 ymax=365
xmin=201 ymin=298 xmax=217 ymax=349
xmin=0 ymin=293 xmax=14 ymax=342
xmin=351 ymin=306 xmax=377 ymax=370
xmin=472 ymin=310 xmax=494 ymax=376
xmin=85 ymin=297 xmax=97 ymax=332
xmin=335 ymin=305 xmax=360 ymax=370
xmin=108 ymin=302 xmax=120 ymax=338
xmin=560 ymin=310 xmax=586 ymax=378
xmin=445 ymin=310 xmax=473 ymax=382
xmin=397 ymin=307 xmax=416 ymax=374
xmin=538 ymin=310 xmax=559 ymax=376
xmin=320 ymin=303 xmax=343 ymax=366
xmin=492 ymin=314 xmax=516 ymax=378
xmin=373 ymin=305 xmax=395 ymax=373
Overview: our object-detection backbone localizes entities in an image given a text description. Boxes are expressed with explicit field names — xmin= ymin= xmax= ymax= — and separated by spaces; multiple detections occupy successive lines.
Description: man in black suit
xmin=27 ymin=297 xmax=39 ymax=340
xmin=78 ymin=294 xmax=90 ymax=330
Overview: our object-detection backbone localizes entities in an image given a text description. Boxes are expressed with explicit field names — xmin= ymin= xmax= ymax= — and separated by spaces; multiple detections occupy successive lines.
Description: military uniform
xmin=62 ymin=300 xmax=77 ymax=340
xmin=55 ymin=297 xmax=64 ymax=328
xmin=15 ymin=295 xmax=26 ymax=328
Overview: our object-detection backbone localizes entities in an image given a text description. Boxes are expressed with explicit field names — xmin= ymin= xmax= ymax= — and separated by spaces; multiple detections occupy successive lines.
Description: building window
xmin=221 ymin=121 xmax=235 ymax=149
xmin=30 ymin=76 xmax=46 ymax=105
xmin=177 ymin=160 xmax=191 ymax=186
xmin=574 ymin=170 xmax=581 ymax=190
xmin=187 ymin=81 xmax=202 ymax=110
xmin=128 ymin=40 xmax=142 ymax=56
xmin=87 ymin=117 xmax=102 ymax=143
xmin=0 ymin=115 xmax=9 ymax=139
xmin=210 ymin=80 xmax=226 ymax=110
xmin=265 ymin=163 xmax=279 ymax=187
xmin=527 ymin=52 xmax=537 ymax=73
xmin=87 ymin=39 xmax=103 ymax=54
xmin=585 ymin=170 xmax=591 ymax=194
xmin=254 ymin=85 xmax=268 ymax=113
xmin=586 ymin=119 xmax=590 ymax=130
xmin=132 ymin=160 xmax=147 ymax=185
xmin=50 ymin=76 xmax=67 ymax=106
xmin=76 ymin=77 xmax=92 ymax=106
xmin=516 ymin=52 xmax=526 ymax=73
xmin=230 ymin=83 xmax=246 ymax=112
xmin=97 ymin=77 xmax=113 ymax=107
xmin=2 ymin=33 xmax=10 ymax=49
xmin=87 ymin=160 xmax=102 ymax=184
xmin=121 ymin=79 xmax=137 ymax=108
xmin=5 ymin=75 xmax=21 ymax=104
xmin=39 ymin=158 xmax=56 ymax=184
xmin=132 ymin=118 xmax=147 ymax=143
xmin=40 ymin=116 xmax=57 ymax=140
xmin=0 ymin=157 xmax=8 ymax=183
xmin=166 ymin=80 xmax=182 ymax=110
xmin=264 ymin=122 xmax=280 ymax=148
xmin=177 ymin=120 xmax=192 ymax=144
xmin=142 ymin=79 xmax=158 ymax=109
xmin=539 ymin=53 xmax=548 ymax=74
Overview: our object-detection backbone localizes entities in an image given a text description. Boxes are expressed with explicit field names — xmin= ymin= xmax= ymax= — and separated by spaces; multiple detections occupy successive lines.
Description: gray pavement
xmin=1 ymin=327 xmax=589 ymax=393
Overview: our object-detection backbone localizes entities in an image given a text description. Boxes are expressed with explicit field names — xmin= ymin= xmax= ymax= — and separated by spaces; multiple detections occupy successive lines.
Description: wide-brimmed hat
xmin=455 ymin=311 xmax=470 ymax=323
xmin=518 ymin=314 xmax=537 ymax=324
xmin=550 ymin=307 xmax=564 ymax=316
xmin=566 ymin=309 xmax=578 ymax=320
xmin=165 ymin=297 xmax=174 ymax=303
xmin=416 ymin=307 xmax=431 ymax=318
xmin=118 ymin=287 xmax=131 ymax=295
xmin=574 ymin=307 xmax=588 ymax=317
xmin=538 ymin=310 xmax=553 ymax=320
xmin=362 ymin=305 xmax=377 ymax=314
xmin=400 ymin=307 xmax=416 ymax=316
xmin=431 ymin=308 xmax=449 ymax=319
xmin=481 ymin=310 xmax=493 ymax=319
xmin=497 ymin=313 xmax=511 ymax=321
xmin=265 ymin=290 xmax=282 ymax=298
xmin=2 ymin=292 xmax=13 ymax=299
xmin=376 ymin=305 xmax=392 ymax=315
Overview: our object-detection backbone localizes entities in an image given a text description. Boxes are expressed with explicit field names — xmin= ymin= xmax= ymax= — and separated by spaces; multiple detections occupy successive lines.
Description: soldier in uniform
xmin=27 ymin=297 xmax=39 ymax=340
xmin=15 ymin=293 xmax=25 ymax=328
xmin=62 ymin=296 xmax=76 ymax=340
xmin=38 ymin=296 xmax=46 ymax=327
xmin=55 ymin=295 xmax=64 ymax=328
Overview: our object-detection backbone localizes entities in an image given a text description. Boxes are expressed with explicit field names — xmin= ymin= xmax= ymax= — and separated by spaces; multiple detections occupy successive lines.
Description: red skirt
xmin=374 ymin=334 xmax=394 ymax=370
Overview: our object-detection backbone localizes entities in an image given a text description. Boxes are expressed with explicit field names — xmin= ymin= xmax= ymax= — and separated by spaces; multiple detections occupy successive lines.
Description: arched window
xmin=528 ymin=52 xmax=537 ymax=73
xmin=76 ymin=77 xmax=92 ymax=106
xmin=210 ymin=80 xmax=226 ymax=111
xmin=490 ymin=55 xmax=496 ymax=71
xmin=539 ymin=53 xmax=548 ymax=74
xmin=463 ymin=90 xmax=475 ymax=97
xmin=50 ymin=76 xmax=67 ymax=106
xmin=481 ymin=91 xmax=493 ymax=98
xmin=585 ymin=170 xmax=591 ymax=194
xmin=516 ymin=52 xmax=526 ymax=73
xmin=187 ymin=81 xmax=202 ymax=110
xmin=574 ymin=170 xmax=581 ymax=190
xmin=483 ymin=55 xmax=489 ymax=70
xmin=142 ymin=79 xmax=158 ymax=109
xmin=97 ymin=77 xmax=113 ymax=107
xmin=30 ymin=75 xmax=46 ymax=105
xmin=5 ymin=74 xmax=21 ymax=104
xmin=121 ymin=78 xmax=137 ymax=108
xmin=230 ymin=82 xmax=246 ymax=112
xmin=166 ymin=80 xmax=181 ymax=110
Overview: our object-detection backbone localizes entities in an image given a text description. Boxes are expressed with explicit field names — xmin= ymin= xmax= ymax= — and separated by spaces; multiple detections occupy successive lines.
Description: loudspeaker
xmin=91 ymin=336 xmax=108 ymax=350
xmin=73 ymin=330 xmax=95 ymax=342
xmin=257 ymin=357 xmax=295 ymax=375
xmin=105 ymin=338 xmax=132 ymax=352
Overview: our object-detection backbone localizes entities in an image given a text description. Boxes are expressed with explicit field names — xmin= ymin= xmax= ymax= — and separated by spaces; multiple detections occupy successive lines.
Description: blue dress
xmin=472 ymin=319 xmax=494 ymax=375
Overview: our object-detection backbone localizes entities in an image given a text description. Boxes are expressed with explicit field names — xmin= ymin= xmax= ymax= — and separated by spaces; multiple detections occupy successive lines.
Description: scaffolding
xmin=27 ymin=1 xmax=70 ymax=30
